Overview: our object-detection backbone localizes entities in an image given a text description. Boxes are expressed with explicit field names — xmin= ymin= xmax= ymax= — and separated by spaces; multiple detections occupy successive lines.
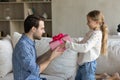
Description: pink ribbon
xmin=52 ymin=33 xmax=65 ymax=41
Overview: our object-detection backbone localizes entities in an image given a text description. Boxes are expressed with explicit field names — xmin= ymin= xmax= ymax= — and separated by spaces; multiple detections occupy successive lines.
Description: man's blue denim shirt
xmin=12 ymin=34 xmax=41 ymax=80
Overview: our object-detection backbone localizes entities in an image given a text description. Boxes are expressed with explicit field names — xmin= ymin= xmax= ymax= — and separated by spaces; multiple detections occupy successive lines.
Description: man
xmin=12 ymin=15 xmax=64 ymax=80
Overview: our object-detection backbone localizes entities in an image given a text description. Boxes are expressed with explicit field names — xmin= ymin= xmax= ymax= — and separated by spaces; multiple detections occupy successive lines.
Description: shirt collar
xmin=22 ymin=34 xmax=35 ymax=46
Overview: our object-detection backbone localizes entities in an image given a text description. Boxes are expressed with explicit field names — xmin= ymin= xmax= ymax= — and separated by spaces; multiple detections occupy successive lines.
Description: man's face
xmin=33 ymin=20 xmax=45 ymax=40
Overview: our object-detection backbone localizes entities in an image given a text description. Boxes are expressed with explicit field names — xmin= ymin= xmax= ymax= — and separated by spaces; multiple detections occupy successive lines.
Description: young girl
xmin=64 ymin=10 xmax=108 ymax=80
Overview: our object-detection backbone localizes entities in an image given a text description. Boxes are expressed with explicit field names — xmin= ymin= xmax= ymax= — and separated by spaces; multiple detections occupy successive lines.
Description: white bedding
xmin=96 ymin=36 xmax=120 ymax=74
xmin=1 ymin=35 xmax=120 ymax=80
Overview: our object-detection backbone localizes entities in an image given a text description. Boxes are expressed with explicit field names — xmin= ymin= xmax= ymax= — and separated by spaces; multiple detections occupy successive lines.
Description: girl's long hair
xmin=87 ymin=10 xmax=108 ymax=55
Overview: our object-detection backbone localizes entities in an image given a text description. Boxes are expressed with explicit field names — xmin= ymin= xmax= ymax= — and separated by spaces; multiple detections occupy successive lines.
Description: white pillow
xmin=35 ymin=38 xmax=52 ymax=57
xmin=35 ymin=37 xmax=78 ymax=79
xmin=96 ymin=39 xmax=120 ymax=74
xmin=0 ymin=35 xmax=13 ymax=77
xmin=13 ymin=32 xmax=78 ymax=79
xmin=12 ymin=32 xmax=22 ymax=48
xmin=42 ymin=49 xmax=77 ymax=79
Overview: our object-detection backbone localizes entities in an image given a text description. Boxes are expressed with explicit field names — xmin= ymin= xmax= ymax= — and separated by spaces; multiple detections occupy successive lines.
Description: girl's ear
xmin=96 ymin=21 xmax=99 ymax=24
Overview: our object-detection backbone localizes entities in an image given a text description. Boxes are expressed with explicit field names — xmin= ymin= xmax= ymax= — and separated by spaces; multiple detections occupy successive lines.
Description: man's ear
xmin=31 ymin=26 xmax=37 ymax=32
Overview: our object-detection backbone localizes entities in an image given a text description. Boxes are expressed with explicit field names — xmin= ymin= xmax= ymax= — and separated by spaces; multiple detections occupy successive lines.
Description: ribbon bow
xmin=53 ymin=33 xmax=64 ymax=41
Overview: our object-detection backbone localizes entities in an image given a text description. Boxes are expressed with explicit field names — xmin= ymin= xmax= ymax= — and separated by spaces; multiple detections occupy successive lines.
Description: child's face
xmin=87 ymin=16 xmax=99 ymax=30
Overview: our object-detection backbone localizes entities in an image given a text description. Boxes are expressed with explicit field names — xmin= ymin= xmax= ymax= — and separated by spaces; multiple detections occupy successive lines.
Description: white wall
xmin=52 ymin=0 xmax=120 ymax=37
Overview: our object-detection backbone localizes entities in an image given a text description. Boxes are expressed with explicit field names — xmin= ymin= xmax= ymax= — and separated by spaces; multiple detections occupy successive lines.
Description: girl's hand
xmin=62 ymin=38 xmax=67 ymax=43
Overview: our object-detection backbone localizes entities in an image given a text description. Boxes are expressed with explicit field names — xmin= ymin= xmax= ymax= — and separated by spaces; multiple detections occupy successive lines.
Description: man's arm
xmin=37 ymin=45 xmax=65 ymax=73
xmin=37 ymin=50 xmax=52 ymax=65
xmin=16 ymin=44 xmax=40 ymax=76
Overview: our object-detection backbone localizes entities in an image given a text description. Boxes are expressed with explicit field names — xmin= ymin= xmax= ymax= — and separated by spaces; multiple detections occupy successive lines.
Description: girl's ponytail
xmin=101 ymin=22 xmax=108 ymax=55
xmin=87 ymin=10 xmax=108 ymax=55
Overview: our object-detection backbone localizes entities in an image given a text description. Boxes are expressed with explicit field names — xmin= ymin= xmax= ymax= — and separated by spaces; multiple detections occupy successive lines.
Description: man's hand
xmin=37 ymin=44 xmax=65 ymax=73
xmin=50 ymin=44 xmax=65 ymax=61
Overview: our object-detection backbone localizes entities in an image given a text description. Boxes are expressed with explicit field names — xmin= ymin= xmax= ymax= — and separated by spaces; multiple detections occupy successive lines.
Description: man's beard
xmin=33 ymin=35 xmax=41 ymax=40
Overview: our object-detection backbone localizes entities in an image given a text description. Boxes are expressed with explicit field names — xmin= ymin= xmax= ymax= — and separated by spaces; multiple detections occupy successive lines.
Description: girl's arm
xmin=65 ymin=31 xmax=102 ymax=53
xmin=72 ymin=37 xmax=83 ymax=43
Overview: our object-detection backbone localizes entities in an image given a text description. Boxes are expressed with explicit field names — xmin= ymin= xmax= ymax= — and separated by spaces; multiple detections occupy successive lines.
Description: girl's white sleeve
xmin=72 ymin=37 xmax=83 ymax=43
xmin=65 ymin=31 xmax=102 ymax=53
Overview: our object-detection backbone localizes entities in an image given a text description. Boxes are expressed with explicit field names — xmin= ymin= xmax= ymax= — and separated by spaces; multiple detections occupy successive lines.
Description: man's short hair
xmin=24 ymin=15 xmax=45 ymax=33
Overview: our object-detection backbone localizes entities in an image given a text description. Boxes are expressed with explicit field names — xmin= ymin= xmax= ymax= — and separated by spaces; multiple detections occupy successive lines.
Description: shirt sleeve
xmin=65 ymin=31 xmax=102 ymax=53
xmin=72 ymin=37 xmax=83 ymax=43
xmin=16 ymin=43 xmax=40 ymax=76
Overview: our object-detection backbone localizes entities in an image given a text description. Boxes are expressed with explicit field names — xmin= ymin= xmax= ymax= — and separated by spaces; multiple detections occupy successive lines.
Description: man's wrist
xmin=49 ymin=56 xmax=54 ymax=62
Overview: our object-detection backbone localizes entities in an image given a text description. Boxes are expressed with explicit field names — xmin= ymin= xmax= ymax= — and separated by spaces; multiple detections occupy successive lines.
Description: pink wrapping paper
xmin=49 ymin=33 xmax=72 ymax=50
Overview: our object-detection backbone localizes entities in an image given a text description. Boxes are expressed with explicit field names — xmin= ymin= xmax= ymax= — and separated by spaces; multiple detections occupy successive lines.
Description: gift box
xmin=49 ymin=33 xmax=72 ymax=50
